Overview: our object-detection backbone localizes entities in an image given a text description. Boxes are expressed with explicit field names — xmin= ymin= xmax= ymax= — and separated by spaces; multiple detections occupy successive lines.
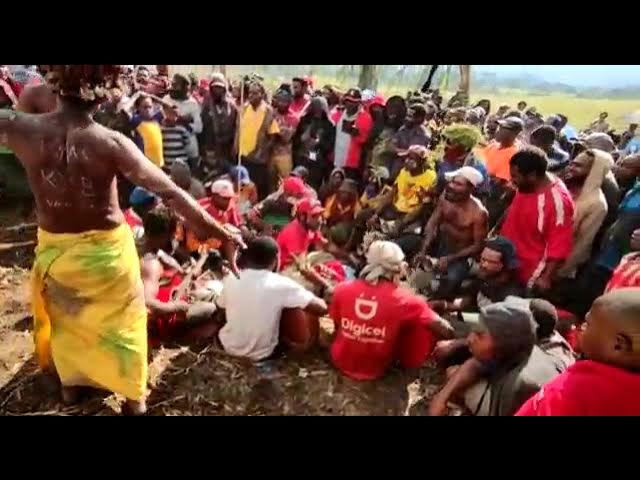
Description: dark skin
xmin=210 ymin=85 xmax=226 ymax=104
xmin=494 ymin=125 xmax=519 ymax=147
xmin=613 ymin=154 xmax=640 ymax=185
xmin=141 ymin=230 xmax=191 ymax=316
xmin=292 ymin=80 xmax=306 ymax=100
xmin=0 ymin=100 xmax=241 ymax=246
xmin=416 ymin=177 xmax=488 ymax=273
xmin=430 ymin=247 xmax=509 ymax=313
xmin=562 ymin=151 xmax=594 ymax=192
xmin=510 ymin=165 xmax=558 ymax=291
xmin=580 ymin=293 xmax=640 ymax=372
xmin=17 ymin=83 xmax=58 ymax=114
xmin=368 ymin=154 xmax=433 ymax=230
xmin=392 ymin=108 xmax=426 ymax=156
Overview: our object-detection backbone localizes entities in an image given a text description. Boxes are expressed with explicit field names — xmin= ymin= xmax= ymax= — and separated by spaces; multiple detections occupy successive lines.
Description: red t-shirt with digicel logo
xmin=329 ymin=279 xmax=437 ymax=381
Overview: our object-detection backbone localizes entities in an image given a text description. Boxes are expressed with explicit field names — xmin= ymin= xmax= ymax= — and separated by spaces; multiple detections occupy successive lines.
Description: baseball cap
xmin=584 ymin=132 xmax=616 ymax=153
xmin=445 ymin=166 xmax=484 ymax=187
xmin=343 ymin=88 xmax=362 ymax=103
xmin=282 ymin=176 xmax=306 ymax=198
xmin=209 ymin=73 xmax=227 ymax=89
xmin=210 ymin=179 xmax=235 ymax=198
xmin=399 ymin=144 xmax=429 ymax=158
xmin=467 ymin=301 xmax=536 ymax=337
xmin=296 ymin=198 xmax=324 ymax=216
xmin=129 ymin=187 xmax=158 ymax=207
xmin=229 ymin=166 xmax=251 ymax=186
xmin=498 ymin=116 xmax=524 ymax=132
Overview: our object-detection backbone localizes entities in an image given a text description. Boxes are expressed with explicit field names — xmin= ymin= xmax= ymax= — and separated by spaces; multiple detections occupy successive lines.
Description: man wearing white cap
xmin=416 ymin=166 xmax=488 ymax=297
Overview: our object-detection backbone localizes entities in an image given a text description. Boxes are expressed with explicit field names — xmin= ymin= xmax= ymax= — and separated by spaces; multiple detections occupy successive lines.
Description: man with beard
xmin=290 ymin=77 xmax=311 ymax=118
xmin=557 ymin=150 xmax=610 ymax=280
xmin=199 ymin=73 xmax=238 ymax=180
xmin=416 ymin=166 xmax=488 ymax=297
xmin=163 ymin=74 xmax=202 ymax=168
xmin=429 ymin=236 xmax=524 ymax=314
xmin=500 ymin=147 xmax=575 ymax=294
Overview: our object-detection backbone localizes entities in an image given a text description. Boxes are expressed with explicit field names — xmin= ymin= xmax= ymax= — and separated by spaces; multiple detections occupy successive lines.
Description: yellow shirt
xmin=239 ymin=102 xmax=280 ymax=157
xmin=394 ymin=168 xmax=436 ymax=213
xmin=136 ymin=121 xmax=164 ymax=168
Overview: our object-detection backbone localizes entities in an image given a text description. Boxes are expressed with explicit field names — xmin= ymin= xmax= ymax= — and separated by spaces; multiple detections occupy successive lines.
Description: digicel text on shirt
xmin=329 ymin=279 xmax=437 ymax=381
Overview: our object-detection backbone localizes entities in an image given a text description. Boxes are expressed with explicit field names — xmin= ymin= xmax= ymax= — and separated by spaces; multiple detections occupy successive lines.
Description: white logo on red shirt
xmin=355 ymin=295 xmax=378 ymax=321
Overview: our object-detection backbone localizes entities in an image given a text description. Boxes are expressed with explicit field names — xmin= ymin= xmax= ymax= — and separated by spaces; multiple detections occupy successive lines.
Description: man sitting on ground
xmin=217 ymin=237 xmax=328 ymax=361
xmin=141 ymin=206 xmax=218 ymax=346
xmin=429 ymin=236 xmax=524 ymax=314
xmin=517 ymin=289 xmax=640 ymax=416
xmin=415 ymin=166 xmax=488 ymax=297
xmin=329 ymin=241 xmax=455 ymax=381
xmin=429 ymin=301 xmax=567 ymax=416
xmin=323 ymin=179 xmax=360 ymax=228
xmin=500 ymin=147 xmax=574 ymax=294
xmin=277 ymin=198 xmax=327 ymax=271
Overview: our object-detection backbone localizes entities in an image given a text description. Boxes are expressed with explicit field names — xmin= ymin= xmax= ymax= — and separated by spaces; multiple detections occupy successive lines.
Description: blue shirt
xmin=623 ymin=137 xmax=640 ymax=156
xmin=598 ymin=182 xmax=640 ymax=271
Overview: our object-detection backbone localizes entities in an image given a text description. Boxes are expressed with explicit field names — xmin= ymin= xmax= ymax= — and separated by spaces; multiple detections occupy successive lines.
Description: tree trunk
xmin=458 ymin=65 xmax=471 ymax=96
xmin=358 ymin=65 xmax=378 ymax=90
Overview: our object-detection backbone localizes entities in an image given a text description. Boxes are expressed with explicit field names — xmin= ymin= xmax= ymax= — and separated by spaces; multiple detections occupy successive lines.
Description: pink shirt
xmin=276 ymin=219 xmax=324 ymax=270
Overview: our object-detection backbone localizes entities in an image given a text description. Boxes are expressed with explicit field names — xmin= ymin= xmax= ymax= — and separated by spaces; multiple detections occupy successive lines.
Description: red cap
xmin=282 ymin=176 xmax=306 ymax=198
xmin=296 ymin=199 xmax=324 ymax=216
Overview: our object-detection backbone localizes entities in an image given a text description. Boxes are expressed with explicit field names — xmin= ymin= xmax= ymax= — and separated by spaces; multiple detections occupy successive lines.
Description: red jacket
xmin=331 ymin=108 xmax=373 ymax=170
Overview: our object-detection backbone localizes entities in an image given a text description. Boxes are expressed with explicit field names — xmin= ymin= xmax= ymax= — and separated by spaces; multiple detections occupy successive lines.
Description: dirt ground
xmin=0 ymin=212 xmax=447 ymax=416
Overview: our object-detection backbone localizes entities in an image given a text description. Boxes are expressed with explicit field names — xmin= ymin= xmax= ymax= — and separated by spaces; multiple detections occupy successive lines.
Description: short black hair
xmin=530 ymin=298 xmax=558 ymax=339
xmin=244 ymin=236 xmax=279 ymax=270
xmin=173 ymin=73 xmax=190 ymax=89
xmin=134 ymin=94 xmax=150 ymax=109
xmin=510 ymin=146 xmax=548 ymax=177
xmin=249 ymin=81 xmax=266 ymax=96
xmin=530 ymin=125 xmax=557 ymax=144
xmin=143 ymin=206 xmax=176 ymax=238
xmin=409 ymin=103 xmax=427 ymax=119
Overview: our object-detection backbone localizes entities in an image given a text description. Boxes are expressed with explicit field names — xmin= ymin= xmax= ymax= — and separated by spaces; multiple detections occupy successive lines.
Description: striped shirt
xmin=161 ymin=123 xmax=190 ymax=166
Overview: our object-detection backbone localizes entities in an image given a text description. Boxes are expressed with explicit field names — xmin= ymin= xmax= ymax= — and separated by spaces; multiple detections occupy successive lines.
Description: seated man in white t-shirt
xmin=216 ymin=236 xmax=328 ymax=361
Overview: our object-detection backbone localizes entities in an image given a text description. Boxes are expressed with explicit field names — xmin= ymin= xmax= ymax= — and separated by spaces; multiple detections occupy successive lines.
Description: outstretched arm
xmin=108 ymin=130 xmax=234 ymax=244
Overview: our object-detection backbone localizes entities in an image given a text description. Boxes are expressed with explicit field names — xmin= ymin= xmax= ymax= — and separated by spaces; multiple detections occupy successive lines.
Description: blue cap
xmin=229 ymin=165 xmax=251 ymax=185
xmin=129 ymin=187 xmax=158 ymax=207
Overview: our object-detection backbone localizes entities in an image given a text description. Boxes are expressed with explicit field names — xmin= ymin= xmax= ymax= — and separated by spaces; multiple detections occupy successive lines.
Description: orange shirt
xmin=477 ymin=141 xmax=519 ymax=182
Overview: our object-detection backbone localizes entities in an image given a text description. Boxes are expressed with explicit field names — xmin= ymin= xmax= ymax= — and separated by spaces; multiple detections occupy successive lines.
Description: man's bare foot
xmin=61 ymin=386 xmax=81 ymax=405
xmin=122 ymin=399 xmax=147 ymax=416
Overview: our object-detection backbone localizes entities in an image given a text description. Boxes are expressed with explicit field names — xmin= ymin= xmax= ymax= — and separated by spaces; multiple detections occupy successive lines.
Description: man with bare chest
xmin=416 ymin=166 xmax=488 ymax=298
xmin=0 ymin=65 xmax=241 ymax=415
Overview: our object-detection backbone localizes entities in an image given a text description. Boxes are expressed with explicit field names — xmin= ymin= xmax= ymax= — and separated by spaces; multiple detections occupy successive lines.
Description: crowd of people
xmin=1 ymin=64 xmax=640 ymax=416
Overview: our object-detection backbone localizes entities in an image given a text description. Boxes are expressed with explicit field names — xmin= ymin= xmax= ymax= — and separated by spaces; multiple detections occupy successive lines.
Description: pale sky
xmin=476 ymin=65 xmax=640 ymax=88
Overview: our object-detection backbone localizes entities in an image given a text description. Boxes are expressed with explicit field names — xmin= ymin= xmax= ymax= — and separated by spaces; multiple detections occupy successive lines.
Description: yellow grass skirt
xmin=32 ymin=224 xmax=147 ymax=401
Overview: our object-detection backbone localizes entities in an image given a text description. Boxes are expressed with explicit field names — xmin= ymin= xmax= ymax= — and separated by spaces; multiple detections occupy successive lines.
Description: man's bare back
xmin=5 ymin=111 xmax=124 ymax=233
xmin=0 ymin=105 xmax=233 ymax=242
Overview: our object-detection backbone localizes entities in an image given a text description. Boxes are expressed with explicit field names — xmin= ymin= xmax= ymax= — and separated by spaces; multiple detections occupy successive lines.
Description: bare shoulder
xmin=470 ymin=195 xmax=488 ymax=217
